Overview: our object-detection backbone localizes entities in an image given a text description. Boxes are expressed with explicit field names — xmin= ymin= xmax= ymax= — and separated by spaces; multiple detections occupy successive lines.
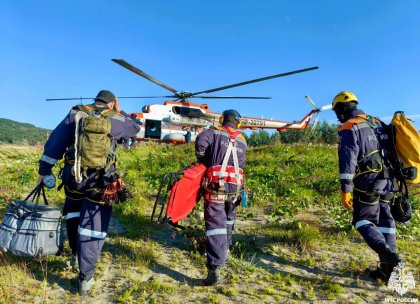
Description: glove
xmin=42 ymin=174 xmax=56 ymax=190
xmin=341 ymin=192 xmax=353 ymax=211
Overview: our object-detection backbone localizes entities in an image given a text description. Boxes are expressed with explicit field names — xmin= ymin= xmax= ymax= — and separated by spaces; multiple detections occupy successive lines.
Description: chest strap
xmin=207 ymin=126 xmax=243 ymax=195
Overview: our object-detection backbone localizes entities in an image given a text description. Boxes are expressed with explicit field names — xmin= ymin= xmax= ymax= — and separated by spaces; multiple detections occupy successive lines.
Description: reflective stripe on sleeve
xmin=78 ymin=227 xmax=107 ymax=239
xmin=226 ymin=220 xmax=235 ymax=226
xmin=64 ymin=212 xmax=80 ymax=220
xmin=378 ymin=227 xmax=396 ymax=234
xmin=206 ymin=228 xmax=227 ymax=236
xmin=40 ymin=154 xmax=58 ymax=165
xmin=111 ymin=115 xmax=125 ymax=122
xmin=340 ymin=173 xmax=354 ymax=180
xmin=356 ymin=123 xmax=371 ymax=130
xmin=354 ymin=220 xmax=374 ymax=229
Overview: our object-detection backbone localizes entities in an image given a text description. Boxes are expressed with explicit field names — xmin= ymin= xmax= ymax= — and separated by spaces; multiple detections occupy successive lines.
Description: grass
xmin=0 ymin=143 xmax=419 ymax=302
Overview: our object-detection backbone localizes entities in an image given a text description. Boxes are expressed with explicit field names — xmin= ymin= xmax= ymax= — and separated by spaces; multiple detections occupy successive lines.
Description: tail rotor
xmin=304 ymin=95 xmax=332 ymax=130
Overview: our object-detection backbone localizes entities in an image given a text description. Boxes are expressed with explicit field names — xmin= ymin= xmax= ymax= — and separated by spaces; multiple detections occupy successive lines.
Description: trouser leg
xmin=204 ymin=200 xmax=227 ymax=267
xmin=378 ymin=193 xmax=396 ymax=252
xmin=225 ymin=202 xmax=236 ymax=248
xmin=63 ymin=186 xmax=84 ymax=255
xmin=77 ymin=199 xmax=112 ymax=280
xmin=353 ymin=194 xmax=389 ymax=254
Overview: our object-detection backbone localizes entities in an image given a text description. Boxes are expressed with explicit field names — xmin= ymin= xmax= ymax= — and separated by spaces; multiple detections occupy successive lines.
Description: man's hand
xmin=341 ymin=192 xmax=353 ymax=211
xmin=37 ymin=175 xmax=45 ymax=185
xmin=113 ymin=97 xmax=122 ymax=113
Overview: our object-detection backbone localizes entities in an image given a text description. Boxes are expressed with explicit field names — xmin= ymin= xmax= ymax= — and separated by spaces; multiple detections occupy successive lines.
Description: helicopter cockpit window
xmin=172 ymin=106 xmax=203 ymax=118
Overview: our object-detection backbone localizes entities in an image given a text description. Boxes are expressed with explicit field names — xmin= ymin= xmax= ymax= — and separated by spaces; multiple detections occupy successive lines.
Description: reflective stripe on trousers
xmin=204 ymin=199 xmax=237 ymax=266
xmin=78 ymin=199 xmax=112 ymax=280
xmin=352 ymin=192 xmax=396 ymax=253
xmin=64 ymin=212 xmax=80 ymax=220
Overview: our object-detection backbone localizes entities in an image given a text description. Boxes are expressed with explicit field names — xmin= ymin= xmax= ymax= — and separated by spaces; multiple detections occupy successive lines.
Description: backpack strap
xmin=74 ymin=110 xmax=89 ymax=183
xmin=219 ymin=126 xmax=242 ymax=195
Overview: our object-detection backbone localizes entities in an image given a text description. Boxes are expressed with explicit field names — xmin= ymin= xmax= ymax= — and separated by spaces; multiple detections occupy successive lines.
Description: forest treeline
xmin=0 ymin=117 xmax=338 ymax=146
xmin=243 ymin=121 xmax=339 ymax=146
xmin=0 ymin=118 xmax=50 ymax=145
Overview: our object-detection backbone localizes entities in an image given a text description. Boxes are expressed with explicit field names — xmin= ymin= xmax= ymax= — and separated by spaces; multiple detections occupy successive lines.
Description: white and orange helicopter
xmin=47 ymin=59 xmax=332 ymax=143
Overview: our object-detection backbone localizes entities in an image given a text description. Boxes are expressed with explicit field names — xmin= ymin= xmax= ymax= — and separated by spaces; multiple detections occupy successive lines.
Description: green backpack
xmin=74 ymin=105 xmax=117 ymax=182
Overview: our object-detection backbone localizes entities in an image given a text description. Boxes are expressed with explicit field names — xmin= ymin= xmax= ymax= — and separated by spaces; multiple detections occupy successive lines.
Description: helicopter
xmin=111 ymin=59 xmax=332 ymax=144
xmin=47 ymin=59 xmax=331 ymax=143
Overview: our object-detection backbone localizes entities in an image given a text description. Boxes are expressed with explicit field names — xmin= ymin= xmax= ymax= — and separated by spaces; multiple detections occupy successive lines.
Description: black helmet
xmin=95 ymin=90 xmax=116 ymax=103
xmin=222 ymin=109 xmax=241 ymax=124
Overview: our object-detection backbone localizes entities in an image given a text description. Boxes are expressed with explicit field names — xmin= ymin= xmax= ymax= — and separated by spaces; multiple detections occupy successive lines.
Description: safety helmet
xmin=332 ymin=91 xmax=358 ymax=110
xmin=219 ymin=109 xmax=241 ymax=127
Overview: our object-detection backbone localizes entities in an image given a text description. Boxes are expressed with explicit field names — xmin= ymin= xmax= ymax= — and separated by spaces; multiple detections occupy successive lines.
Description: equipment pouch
xmin=357 ymin=151 xmax=383 ymax=175
xmin=391 ymin=194 xmax=412 ymax=223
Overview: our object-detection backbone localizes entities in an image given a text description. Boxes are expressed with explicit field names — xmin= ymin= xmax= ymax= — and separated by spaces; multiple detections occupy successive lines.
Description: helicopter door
xmin=145 ymin=119 xmax=162 ymax=139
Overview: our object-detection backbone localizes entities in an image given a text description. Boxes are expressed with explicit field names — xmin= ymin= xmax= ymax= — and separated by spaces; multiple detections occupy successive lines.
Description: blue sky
xmin=1 ymin=1 xmax=419 ymax=130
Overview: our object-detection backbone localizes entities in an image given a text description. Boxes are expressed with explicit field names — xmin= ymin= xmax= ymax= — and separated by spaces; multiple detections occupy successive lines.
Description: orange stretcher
xmin=151 ymin=163 xmax=206 ymax=228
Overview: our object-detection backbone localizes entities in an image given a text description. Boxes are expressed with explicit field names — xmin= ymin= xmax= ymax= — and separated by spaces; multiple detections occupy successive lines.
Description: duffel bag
xmin=0 ymin=184 xmax=63 ymax=258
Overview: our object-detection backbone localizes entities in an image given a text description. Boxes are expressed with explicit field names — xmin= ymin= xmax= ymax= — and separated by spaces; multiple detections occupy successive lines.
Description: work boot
xmin=203 ymin=266 xmax=221 ymax=286
xmin=370 ymin=249 xmax=402 ymax=283
xmin=79 ymin=277 xmax=95 ymax=294
xmin=367 ymin=266 xmax=388 ymax=282
xmin=70 ymin=254 xmax=79 ymax=272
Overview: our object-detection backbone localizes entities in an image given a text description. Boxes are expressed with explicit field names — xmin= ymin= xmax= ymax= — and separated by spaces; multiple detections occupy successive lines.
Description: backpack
xmin=356 ymin=113 xmax=414 ymax=222
xmin=74 ymin=105 xmax=117 ymax=183
xmin=390 ymin=111 xmax=420 ymax=184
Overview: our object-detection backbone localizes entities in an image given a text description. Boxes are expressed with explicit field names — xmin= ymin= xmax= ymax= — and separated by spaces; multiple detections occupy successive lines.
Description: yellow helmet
xmin=332 ymin=91 xmax=358 ymax=109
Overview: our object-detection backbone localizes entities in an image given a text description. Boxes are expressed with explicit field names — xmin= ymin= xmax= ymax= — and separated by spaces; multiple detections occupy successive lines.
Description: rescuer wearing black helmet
xmin=222 ymin=109 xmax=241 ymax=125
xmin=332 ymin=91 xmax=401 ymax=283
xmin=195 ymin=109 xmax=247 ymax=285
xmin=38 ymin=90 xmax=140 ymax=293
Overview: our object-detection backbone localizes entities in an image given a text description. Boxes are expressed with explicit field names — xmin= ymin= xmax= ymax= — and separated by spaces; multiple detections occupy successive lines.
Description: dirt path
xmin=28 ymin=211 xmax=417 ymax=304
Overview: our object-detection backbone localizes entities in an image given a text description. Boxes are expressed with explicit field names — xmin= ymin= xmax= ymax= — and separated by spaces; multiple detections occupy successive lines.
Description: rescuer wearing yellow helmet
xmin=332 ymin=91 xmax=401 ymax=283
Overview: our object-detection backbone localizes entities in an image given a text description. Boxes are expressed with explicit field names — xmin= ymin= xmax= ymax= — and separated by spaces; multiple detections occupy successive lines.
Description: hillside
xmin=0 ymin=144 xmax=418 ymax=303
xmin=0 ymin=118 xmax=50 ymax=145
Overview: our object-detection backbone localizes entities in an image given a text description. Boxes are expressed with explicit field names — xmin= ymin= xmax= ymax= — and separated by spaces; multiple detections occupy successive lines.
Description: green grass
xmin=0 ymin=143 xmax=419 ymax=302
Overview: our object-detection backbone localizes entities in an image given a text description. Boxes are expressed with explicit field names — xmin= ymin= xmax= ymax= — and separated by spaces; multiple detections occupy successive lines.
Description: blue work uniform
xmin=39 ymin=104 xmax=140 ymax=281
xmin=195 ymin=122 xmax=247 ymax=267
xmin=338 ymin=109 xmax=397 ymax=256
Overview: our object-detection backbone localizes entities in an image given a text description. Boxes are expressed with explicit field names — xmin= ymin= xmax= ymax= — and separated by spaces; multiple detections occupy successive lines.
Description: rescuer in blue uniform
xmin=332 ymin=91 xmax=401 ymax=282
xmin=38 ymin=90 xmax=140 ymax=293
xmin=195 ymin=109 xmax=247 ymax=285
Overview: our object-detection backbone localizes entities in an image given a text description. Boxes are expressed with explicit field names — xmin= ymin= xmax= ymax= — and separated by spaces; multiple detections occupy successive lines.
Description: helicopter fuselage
xmin=129 ymin=100 xmax=320 ymax=143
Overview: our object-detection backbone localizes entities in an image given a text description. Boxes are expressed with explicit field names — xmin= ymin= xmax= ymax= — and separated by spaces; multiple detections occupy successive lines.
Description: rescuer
xmin=332 ymin=91 xmax=401 ymax=283
xmin=195 ymin=109 xmax=247 ymax=285
xmin=38 ymin=90 xmax=140 ymax=293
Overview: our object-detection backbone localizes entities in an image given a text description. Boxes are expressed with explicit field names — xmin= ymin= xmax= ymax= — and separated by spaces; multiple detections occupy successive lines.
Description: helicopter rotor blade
xmin=118 ymin=96 xmax=177 ymax=99
xmin=305 ymin=95 xmax=318 ymax=109
xmin=46 ymin=96 xmax=177 ymax=101
xmin=191 ymin=66 xmax=319 ymax=96
xmin=321 ymin=104 xmax=333 ymax=111
xmin=46 ymin=97 xmax=94 ymax=101
xmin=190 ymin=96 xmax=271 ymax=99
xmin=311 ymin=113 xmax=320 ymax=130
xmin=112 ymin=59 xmax=178 ymax=94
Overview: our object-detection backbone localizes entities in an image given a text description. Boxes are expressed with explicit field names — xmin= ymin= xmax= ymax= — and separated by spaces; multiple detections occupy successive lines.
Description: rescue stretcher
xmin=151 ymin=163 xmax=206 ymax=229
